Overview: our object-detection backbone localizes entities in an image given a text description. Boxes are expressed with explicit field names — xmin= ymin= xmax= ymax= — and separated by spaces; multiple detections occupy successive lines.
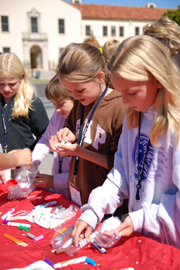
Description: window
xmin=58 ymin=19 xmax=65 ymax=34
xmin=31 ymin=17 xmax=38 ymax=33
xmin=103 ymin=26 xmax=108 ymax=36
xmin=119 ymin=27 xmax=124 ymax=37
xmin=3 ymin=47 xmax=10 ymax=53
xmin=1 ymin=16 xmax=9 ymax=32
xmin=111 ymin=26 xmax=116 ymax=37
xmin=85 ymin=25 xmax=91 ymax=36
xmin=135 ymin=27 xmax=139 ymax=35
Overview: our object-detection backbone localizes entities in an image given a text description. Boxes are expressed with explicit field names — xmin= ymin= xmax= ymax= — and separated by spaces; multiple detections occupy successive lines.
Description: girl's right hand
xmin=8 ymin=148 xmax=32 ymax=167
xmin=71 ymin=220 xmax=93 ymax=247
xmin=57 ymin=127 xmax=76 ymax=144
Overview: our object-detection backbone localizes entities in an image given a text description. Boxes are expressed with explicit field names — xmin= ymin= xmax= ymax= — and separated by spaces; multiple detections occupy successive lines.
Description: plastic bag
xmin=51 ymin=218 xmax=97 ymax=256
xmin=92 ymin=216 xmax=122 ymax=248
xmin=16 ymin=163 xmax=38 ymax=191
xmin=51 ymin=218 xmax=76 ymax=250
xmin=33 ymin=204 xmax=78 ymax=229
xmin=7 ymin=163 xmax=38 ymax=200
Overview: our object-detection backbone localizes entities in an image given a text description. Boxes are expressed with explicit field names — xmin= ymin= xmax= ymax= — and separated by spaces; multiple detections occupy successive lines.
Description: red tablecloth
xmin=0 ymin=181 xmax=180 ymax=270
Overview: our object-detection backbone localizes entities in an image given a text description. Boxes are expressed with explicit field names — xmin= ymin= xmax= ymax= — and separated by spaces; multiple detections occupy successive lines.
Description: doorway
xmin=30 ymin=45 xmax=42 ymax=69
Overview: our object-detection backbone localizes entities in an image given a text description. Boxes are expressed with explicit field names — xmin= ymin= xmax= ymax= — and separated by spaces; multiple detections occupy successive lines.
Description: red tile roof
xmin=71 ymin=3 xmax=171 ymax=21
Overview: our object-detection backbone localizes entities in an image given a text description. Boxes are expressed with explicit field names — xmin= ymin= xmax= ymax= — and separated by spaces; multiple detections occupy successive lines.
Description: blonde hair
xmin=0 ymin=53 xmax=36 ymax=118
xmin=143 ymin=17 xmax=180 ymax=55
xmin=108 ymin=35 xmax=180 ymax=146
xmin=45 ymin=75 xmax=73 ymax=101
xmin=57 ymin=42 xmax=109 ymax=84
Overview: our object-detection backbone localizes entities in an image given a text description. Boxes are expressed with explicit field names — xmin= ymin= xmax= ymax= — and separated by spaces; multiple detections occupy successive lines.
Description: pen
xmin=7 ymin=222 xmax=31 ymax=228
xmin=91 ymin=240 xmax=107 ymax=254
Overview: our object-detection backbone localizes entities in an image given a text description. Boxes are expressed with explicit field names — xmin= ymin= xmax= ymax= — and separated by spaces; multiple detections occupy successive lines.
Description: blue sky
xmin=68 ymin=0 xmax=179 ymax=9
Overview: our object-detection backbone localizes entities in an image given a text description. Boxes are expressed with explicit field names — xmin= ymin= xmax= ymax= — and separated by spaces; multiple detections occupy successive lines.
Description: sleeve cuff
xmin=79 ymin=206 xmax=98 ymax=230
xmin=129 ymin=208 xmax=144 ymax=233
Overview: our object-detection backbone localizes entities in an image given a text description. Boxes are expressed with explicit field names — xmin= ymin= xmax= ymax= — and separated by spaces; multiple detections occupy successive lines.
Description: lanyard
xmin=1 ymin=99 xmax=12 ymax=153
xmin=58 ymin=123 xmax=66 ymax=174
xmin=136 ymin=112 xmax=151 ymax=201
xmin=73 ymin=84 xmax=108 ymax=180
xmin=58 ymin=156 xmax=63 ymax=174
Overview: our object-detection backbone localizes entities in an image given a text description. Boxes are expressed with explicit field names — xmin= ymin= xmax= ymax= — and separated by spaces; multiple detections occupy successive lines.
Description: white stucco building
xmin=0 ymin=0 xmax=169 ymax=76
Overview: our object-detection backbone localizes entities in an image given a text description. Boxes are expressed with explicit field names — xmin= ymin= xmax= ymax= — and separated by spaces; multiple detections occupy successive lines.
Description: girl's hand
xmin=72 ymin=220 xmax=93 ymax=247
xmin=0 ymin=171 xmax=6 ymax=185
xmin=8 ymin=148 xmax=32 ymax=167
xmin=33 ymin=174 xmax=54 ymax=188
xmin=49 ymin=135 xmax=59 ymax=151
xmin=114 ymin=215 xmax=134 ymax=237
xmin=57 ymin=127 xmax=76 ymax=144
xmin=54 ymin=143 xmax=79 ymax=157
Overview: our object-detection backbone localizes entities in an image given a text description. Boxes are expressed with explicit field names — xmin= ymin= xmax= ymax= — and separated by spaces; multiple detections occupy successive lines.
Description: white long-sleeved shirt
xmin=32 ymin=111 xmax=71 ymax=198
xmin=80 ymin=105 xmax=180 ymax=248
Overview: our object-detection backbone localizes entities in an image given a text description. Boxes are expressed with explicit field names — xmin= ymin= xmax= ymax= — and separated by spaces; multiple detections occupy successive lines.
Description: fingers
xmin=49 ymin=135 xmax=58 ymax=151
xmin=72 ymin=220 xmax=89 ymax=247
xmin=85 ymin=226 xmax=93 ymax=243
xmin=115 ymin=216 xmax=134 ymax=237
xmin=57 ymin=128 xmax=69 ymax=142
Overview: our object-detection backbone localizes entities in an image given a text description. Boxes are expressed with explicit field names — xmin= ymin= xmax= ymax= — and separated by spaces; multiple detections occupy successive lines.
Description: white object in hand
xmin=55 ymin=141 xmax=71 ymax=150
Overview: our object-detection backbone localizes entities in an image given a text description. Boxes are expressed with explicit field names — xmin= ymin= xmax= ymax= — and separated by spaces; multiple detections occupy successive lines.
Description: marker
xmin=33 ymin=235 xmax=44 ymax=242
xmin=4 ymin=234 xmax=28 ymax=247
xmin=55 ymin=225 xmax=75 ymax=241
xmin=61 ymin=237 xmax=73 ymax=249
xmin=7 ymin=222 xmax=31 ymax=228
xmin=18 ymin=225 xmax=29 ymax=231
xmin=27 ymin=233 xmax=36 ymax=239
xmin=85 ymin=257 xmax=97 ymax=266
xmin=33 ymin=180 xmax=43 ymax=184
xmin=1 ymin=208 xmax=15 ymax=220
xmin=34 ymin=201 xmax=57 ymax=209
xmin=91 ymin=240 xmax=107 ymax=254
xmin=8 ymin=215 xmax=27 ymax=221
xmin=53 ymin=256 xmax=87 ymax=268
xmin=44 ymin=258 xmax=54 ymax=267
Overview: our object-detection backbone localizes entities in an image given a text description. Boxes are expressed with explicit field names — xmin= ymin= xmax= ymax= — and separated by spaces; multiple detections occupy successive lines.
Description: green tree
xmin=163 ymin=5 xmax=180 ymax=25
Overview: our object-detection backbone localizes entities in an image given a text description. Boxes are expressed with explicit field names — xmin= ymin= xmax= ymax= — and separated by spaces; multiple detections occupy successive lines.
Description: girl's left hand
xmin=114 ymin=215 xmax=134 ymax=237
xmin=54 ymin=142 xmax=79 ymax=157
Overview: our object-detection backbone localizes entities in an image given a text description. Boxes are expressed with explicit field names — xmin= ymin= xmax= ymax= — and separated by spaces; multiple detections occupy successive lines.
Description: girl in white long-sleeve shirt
xmin=72 ymin=35 xmax=180 ymax=249
xmin=32 ymin=76 xmax=74 ymax=198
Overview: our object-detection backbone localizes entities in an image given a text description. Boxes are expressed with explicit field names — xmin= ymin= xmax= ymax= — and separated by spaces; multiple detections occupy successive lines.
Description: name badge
xmin=69 ymin=182 xmax=82 ymax=206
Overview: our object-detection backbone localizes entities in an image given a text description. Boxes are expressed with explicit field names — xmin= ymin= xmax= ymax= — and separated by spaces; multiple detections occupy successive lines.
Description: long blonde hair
xmin=0 ymin=53 xmax=36 ymax=118
xmin=108 ymin=35 xmax=180 ymax=146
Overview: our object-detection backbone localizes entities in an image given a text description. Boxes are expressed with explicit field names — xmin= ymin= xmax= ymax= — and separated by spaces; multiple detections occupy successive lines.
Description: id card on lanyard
xmin=69 ymin=85 xmax=108 ymax=206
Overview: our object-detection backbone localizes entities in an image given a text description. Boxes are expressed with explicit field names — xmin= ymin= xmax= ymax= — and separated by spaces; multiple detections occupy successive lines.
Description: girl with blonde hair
xmin=72 ymin=35 xmax=180 ymax=249
xmin=0 ymin=53 xmax=49 ymax=153
xmin=50 ymin=42 xmax=127 ymax=208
